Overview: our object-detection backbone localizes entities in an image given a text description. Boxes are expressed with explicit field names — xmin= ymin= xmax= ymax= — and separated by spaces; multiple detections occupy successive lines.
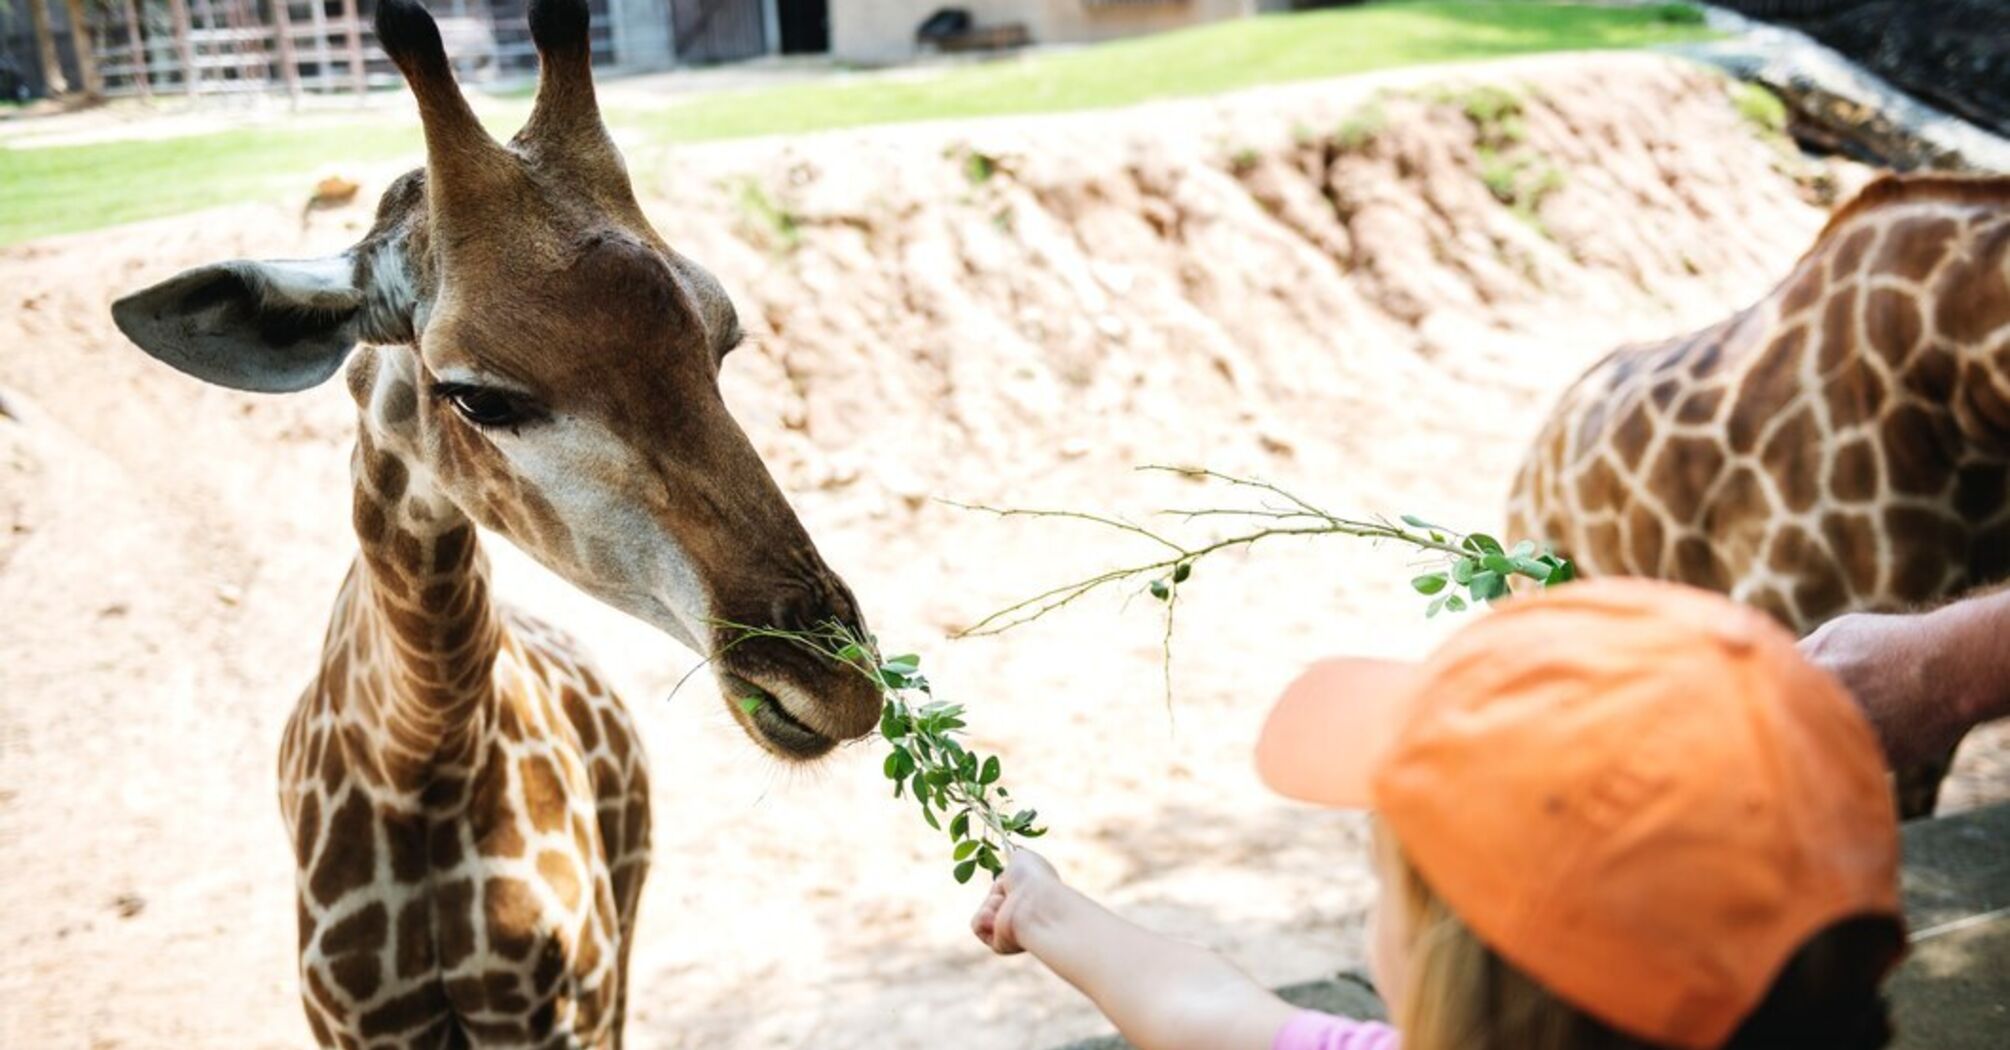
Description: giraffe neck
xmin=332 ymin=351 xmax=502 ymax=797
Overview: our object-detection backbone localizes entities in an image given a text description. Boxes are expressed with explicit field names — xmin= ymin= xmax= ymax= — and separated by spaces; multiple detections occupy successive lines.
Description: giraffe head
xmin=108 ymin=0 xmax=882 ymax=759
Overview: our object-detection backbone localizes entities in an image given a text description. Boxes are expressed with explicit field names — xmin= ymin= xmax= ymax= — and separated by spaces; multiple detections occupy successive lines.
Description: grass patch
xmin=643 ymin=3 xmax=1716 ymax=143
xmin=0 ymin=123 xmax=425 ymax=244
xmin=1 ymin=2 xmax=1715 ymax=245
xmin=1732 ymin=80 xmax=1789 ymax=137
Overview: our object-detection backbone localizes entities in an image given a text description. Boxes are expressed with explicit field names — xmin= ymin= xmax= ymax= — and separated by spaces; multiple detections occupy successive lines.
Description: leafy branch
xmin=951 ymin=466 xmax=1575 ymax=695
xmin=718 ymin=620 xmax=1045 ymax=884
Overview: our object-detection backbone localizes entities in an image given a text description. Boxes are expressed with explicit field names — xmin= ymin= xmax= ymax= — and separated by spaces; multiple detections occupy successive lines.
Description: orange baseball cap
xmin=1256 ymin=578 xmax=1901 ymax=1049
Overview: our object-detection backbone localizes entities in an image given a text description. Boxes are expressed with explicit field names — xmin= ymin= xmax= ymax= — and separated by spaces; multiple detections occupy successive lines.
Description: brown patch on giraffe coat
xmin=1759 ymin=406 xmax=1823 ymax=513
xmin=1793 ymin=572 xmax=1850 ymax=626
xmin=321 ymin=900 xmax=388 ymax=957
xmin=1611 ymin=402 xmax=1654 ymax=473
xmin=1729 ymin=331 xmax=1806 ymax=454
xmin=381 ymin=378 xmax=418 ymax=425
xmin=1881 ymin=404 xmax=1958 ymax=496
xmin=358 ymin=984 xmax=442 ymax=1038
xmin=1886 ymin=506 xmax=1965 ymax=602
xmin=537 ymin=850 xmax=583 ymax=911
xmin=1932 ymin=221 xmax=2010 ymax=345
xmin=484 ymin=876 xmax=542 ymax=961
xmin=1904 ymin=344 xmax=1958 ymax=402
xmin=563 ymin=687 xmax=601 ymax=751
xmin=1766 ymin=524 xmax=1818 ymax=575
xmin=1778 ymin=262 xmax=1825 ymax=318
xmin=435 ymin=877 xmax=477 ymax=968
xmin=1621 ymin=505 xmax=1663 ymax=574
xmin=304 ymin=965 xmax=344 ymax=1017
xmin=1650 ymin=379 xmax=1679 ymax=412
xmin=434 ymin=524 xmax=474 ymax=573
xmin=310 ymin=791 xmax=376 ymax=907
xmin=598 ymin=707 xmax=631 ymax=759
xmin=1821 ymin=512 xmax=1882 ymax=597
xmin=1830 ymin=226 xmax=1877 ymax=277
xmin=1955 ymin=466 xmax=2009 ymax=523
xmin=1676 ymin=386 xmax=1726 ymax=426
xmin=395 ymin=897 xmax=434 ymax=979
xmin=368 ymin=451 xmax=409 ymax=503
xmin=1829 ymin=438 xmax=1882 ymax=503
xmin=1864 ymin=288 xmax=1923 ymax=365
xmin=1645 ymin=437 xmax=1725 ymax=519
xmin=1747 ymin=587 xmax=1796 ymax=629
xmin=383 ymin=809 xmax=428 ymax=884
xmin=483 ymin=971 xmax=532 ymax=1014
xmin=1874 ymin=216 xmax=1958 ymax=283
xmin=354 ymin=498 xmax=388 ymax=547
xmin=522 ymin=754 xmax=570 ymax=835
xmin=330 ymin=950 xmax=382 ymax=1001
xmin=1825 ymin=363 xmax=1888 ymax=431
xmin=1972 ymin=521 xmax=2010 ymax=583
xmin=1958 ymin=362 xmax=2010 ymax=453
xmin=1705 ymin=467 xmax=1774 ymax=545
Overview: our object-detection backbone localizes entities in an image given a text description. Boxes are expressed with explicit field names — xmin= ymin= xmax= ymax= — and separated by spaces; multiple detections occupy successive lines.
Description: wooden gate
xmin=671 ymin=0 xmax=765 ymax=63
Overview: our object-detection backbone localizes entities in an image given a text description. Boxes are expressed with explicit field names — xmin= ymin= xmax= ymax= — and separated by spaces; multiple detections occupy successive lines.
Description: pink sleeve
xmin=1271 ymin=1009 xmax=1400 ymax=1050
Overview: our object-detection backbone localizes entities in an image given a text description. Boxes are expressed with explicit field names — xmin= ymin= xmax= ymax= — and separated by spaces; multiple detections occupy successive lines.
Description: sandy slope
xmin=2 ymin=53 xmax=2001 ymax=1049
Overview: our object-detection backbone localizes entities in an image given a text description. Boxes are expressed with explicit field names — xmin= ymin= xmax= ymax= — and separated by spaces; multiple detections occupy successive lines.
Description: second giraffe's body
xmin=1508 ymin=174 xmax=2010 ymax=816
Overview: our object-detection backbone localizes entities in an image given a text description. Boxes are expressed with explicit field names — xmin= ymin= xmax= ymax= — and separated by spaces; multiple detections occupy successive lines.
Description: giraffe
xmin=1506 ymin=172 xmax=2010 ymax=820
xmin=106 ymin=1 xmax=886 ymax=1045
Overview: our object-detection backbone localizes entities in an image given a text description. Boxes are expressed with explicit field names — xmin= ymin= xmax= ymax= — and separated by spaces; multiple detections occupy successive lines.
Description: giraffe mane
xmin=1812 ymin=172 xmax=2010 ymax=244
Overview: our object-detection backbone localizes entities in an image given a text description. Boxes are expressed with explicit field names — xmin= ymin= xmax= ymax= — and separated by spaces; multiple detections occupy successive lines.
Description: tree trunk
xmin=121 ymin=0 xmax=152 ymax=99
xmin=28 ymin=0 xmax=70 ymax=97
xmin=61 ymin=0 xmax=105 ymax=100
xmin=168 ymin=0 xmax=197 ymax=96
xmin=271 ymin=0 xmax=302 ymax=99
xmin=339 ymin=0 xmax=364 ymax=96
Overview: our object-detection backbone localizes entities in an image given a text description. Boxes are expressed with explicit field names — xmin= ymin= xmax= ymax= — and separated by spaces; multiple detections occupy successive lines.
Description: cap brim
xmin=1256 ymin=657 xmax=1423 ymax=808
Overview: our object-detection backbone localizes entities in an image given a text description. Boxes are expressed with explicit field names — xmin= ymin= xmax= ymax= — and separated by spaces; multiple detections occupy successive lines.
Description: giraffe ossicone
xmin=1509 ymin=172 xmax=2010 ymax=820
xmin=110 ymin=0 xmax=883 ymax=1044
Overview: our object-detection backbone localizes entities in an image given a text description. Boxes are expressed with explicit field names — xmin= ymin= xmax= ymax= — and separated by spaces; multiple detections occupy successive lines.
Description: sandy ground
xmin=2 ymin=53 xmax=2005 ymax=1049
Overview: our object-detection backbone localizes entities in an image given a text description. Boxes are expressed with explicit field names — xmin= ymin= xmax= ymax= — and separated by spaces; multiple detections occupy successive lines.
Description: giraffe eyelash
xmin=430 ymin=382 xmax=548 ymax=434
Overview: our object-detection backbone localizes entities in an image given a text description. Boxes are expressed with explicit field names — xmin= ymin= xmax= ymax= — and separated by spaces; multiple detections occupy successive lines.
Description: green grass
xmin=0 ymin=124 xmax=427 ymax=243
xmin=642 ymin=2 xmax=1714 ymax=142
xmin=0 ymin=2 xmax=1715 ymax=245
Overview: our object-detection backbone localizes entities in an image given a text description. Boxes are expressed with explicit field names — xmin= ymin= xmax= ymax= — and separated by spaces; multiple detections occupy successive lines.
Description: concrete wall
xmin=831 ymin=0 xmax=1256 ymax=66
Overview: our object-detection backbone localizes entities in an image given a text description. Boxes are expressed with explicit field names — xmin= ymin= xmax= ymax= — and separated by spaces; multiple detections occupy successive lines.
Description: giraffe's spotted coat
xmin=1509 ymin=174 xmax=2010 ymax=817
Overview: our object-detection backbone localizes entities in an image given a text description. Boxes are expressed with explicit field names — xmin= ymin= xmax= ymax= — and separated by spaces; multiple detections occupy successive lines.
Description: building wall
xmin=831 ymin=0 xmax=1255 ymax=66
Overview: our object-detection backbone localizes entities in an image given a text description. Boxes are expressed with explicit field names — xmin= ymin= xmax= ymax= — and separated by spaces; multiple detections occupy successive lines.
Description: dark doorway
xmin=778 ymin=0 xmax=830 ymax=54
xmin=672 ymin=0 xmax=768 ymax=63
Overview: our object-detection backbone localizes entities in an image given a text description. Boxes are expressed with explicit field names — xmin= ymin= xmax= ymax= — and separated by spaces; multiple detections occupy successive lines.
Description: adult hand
xmin=971 ymin=849 xmax=1062 ymax=956
xmin=1800 ymin=609 xmax=1972 ymax=770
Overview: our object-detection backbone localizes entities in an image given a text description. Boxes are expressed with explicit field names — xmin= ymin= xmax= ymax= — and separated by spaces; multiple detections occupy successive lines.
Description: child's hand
xmin=971 ymin=849 xmax=1061 ymax=955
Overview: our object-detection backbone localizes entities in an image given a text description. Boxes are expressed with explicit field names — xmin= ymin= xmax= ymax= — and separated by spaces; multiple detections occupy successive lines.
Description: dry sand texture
xmin=3 ymin=52 xmax=2003 ymax=1049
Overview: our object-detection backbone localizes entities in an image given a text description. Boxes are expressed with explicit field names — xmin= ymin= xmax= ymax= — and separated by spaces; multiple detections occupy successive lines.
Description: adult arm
xmin=1800 ymin=584 xmax=2010 ymax=768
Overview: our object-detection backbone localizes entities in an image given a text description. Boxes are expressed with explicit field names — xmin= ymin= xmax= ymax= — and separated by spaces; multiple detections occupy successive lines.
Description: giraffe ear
xmin=110 ymin=255 xmax=364 ymax=394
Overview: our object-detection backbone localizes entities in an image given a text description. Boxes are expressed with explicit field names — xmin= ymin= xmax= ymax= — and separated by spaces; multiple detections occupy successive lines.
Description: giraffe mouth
xmin=718 ymin=671 xmax=836 ymax=759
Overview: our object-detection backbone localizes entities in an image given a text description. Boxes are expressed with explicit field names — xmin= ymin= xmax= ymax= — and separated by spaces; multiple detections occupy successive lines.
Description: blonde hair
xmin=1383 ymin=837 xmax=1902 ymax=1050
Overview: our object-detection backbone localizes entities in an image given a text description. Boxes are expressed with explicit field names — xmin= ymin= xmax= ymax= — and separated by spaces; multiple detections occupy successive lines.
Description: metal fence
xmin=1 ymin=0 xmax=623 ymax=100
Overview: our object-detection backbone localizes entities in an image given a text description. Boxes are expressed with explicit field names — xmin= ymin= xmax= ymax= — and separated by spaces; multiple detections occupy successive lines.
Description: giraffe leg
xmin=1894 ymin=740 xmax=1962 ymax=820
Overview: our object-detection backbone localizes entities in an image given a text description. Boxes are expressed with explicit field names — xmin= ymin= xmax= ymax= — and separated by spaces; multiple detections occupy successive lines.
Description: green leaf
xmin=1412 ymin=573 xmax=1448 ymax=596
xmin=1452 ymin=558 xmax=1476 ymax=585
xmin=1464 ymin=532 xmax=1505 ymax=556
xmin=883 ymin=748 xmax=912 ymax=781
xmin=1173 ymin=561 xmax=1193 ymax=583
xmin=885 ymin=653 xmax=921 ymax=671
xmin=950 ymin=811 xmax=972 ymax=841
xmin=1401 ymin=513 xmax=1438 ymax=530
xmin=1511 ymin=540 xmax=1537 ymax=559
xmin=1549 ymin=558 xmax=1577 ymax=584
xmin=1427 ymin=593 xmax=1449 ymax=618
xmin=921 ymin=802 xmax=940 ymax=829
xmin=980 ymin=756 xmax=1002 ymax=785
xmin=1020 ymin=825 xmax=1048 ymax=838
xmin=954 ymin=840 xmax=981 ymax=861
xmin=1511 ymin=556 xmax=1551 ymax=578
xmin=835 ymin=642 xmax=866 ymax=663
xmin=977 ymin=846 xmax=1003 ymax=875
xmin=879 ymin=707 xmax=909 ymax=741
xmin=953 ymin=860 xmax=978 ymax=884
xmin=1469 ymin=571 xmax=1507 ymax=602
xmin=738 ymin=695 xmax=765 ymax=715
xmin=1149 ymin=578 xmax=1171 ymax=601
xmin=1481 ymin=553 xmax=1514 ymax=575
xmin=1446 ymin=595 xmax=1469 ymax=613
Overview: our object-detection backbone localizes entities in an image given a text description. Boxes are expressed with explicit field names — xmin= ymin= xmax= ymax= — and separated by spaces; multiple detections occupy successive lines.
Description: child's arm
xmin=972 ymin=851 xmax=1298 ymax=1050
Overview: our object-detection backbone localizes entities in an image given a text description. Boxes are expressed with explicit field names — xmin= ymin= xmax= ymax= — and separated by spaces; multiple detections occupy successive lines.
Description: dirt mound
xmin=3 ymin=53 xmax=1994 ymax=1049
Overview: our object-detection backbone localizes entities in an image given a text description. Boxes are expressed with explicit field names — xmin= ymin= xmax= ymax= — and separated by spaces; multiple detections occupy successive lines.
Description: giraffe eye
xmin=435 ymin=384 xmax=541 ymax=430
